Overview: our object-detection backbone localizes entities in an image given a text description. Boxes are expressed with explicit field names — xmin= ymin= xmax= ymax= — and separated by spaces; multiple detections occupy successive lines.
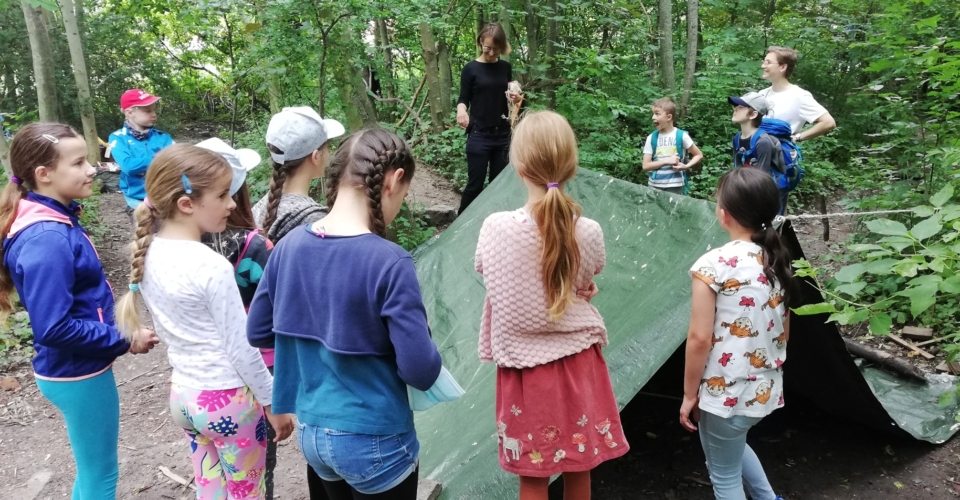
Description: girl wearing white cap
xmin=252 ymin=107 xmax=346 ymax=242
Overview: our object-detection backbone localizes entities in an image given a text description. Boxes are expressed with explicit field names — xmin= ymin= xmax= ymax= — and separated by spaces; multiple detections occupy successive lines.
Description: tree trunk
xmin=59 ymin=0 xmax=99 ymax=164
xmin=679 ymin=0 xmax=698 ymax=117
xmin=438 ymin=39 xmax=453 ymax=116
xmin=418 ymin=22 xmax=444 ymax=133
xmin=334 ymin=26 xmax=378 ymax=130
xmin=762 ymin=0 xmax=776 ymax=48
xmin=375 ymin=18 xmax=396 ymax=99
xmin=476 ymin=7 xmax=485 ymax=42
xmin=544 ymin=0 xmax=558 ymax=108
xmin=498 ymin=0 xmax=511 ymax=61
xmin=523 ymin=0 xmax=538 ymax=77
xmin=658 ymin=0 xmax=675 ymax=93
xmin=21 ymin=0 xmax=59 ymax=122
xmin=0 ymin=135 xmax=11 ymax=178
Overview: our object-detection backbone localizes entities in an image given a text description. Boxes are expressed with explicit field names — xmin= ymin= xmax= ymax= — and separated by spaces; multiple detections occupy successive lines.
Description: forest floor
xmin=1 ymin=175 xmax=959 ymax=499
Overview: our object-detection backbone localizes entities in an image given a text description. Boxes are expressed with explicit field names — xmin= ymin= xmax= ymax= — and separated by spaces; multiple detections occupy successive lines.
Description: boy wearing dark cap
xmin=729 ymin=92 xmax=785 ymax=176
xmin=107 ymin=89 xmax=174 ymax=211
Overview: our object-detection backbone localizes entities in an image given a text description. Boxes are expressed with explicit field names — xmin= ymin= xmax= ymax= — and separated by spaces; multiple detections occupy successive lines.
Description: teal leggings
xmin=36 ymin=368 xmax=120 ymax=500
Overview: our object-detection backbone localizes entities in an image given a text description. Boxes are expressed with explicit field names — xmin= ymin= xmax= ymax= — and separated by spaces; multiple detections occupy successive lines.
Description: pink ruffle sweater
xmin=475 ymin=211 xmax=608 ymax=369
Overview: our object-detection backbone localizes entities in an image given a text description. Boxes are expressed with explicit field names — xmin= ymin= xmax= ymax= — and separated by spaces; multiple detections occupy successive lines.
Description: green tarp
xmin=410 ymin=166 xmax=960 ymax=499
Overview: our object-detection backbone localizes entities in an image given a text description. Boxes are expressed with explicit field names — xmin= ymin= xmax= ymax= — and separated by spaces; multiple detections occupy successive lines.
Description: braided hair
xmin=325 ymin=129 xmax=415 ymax=237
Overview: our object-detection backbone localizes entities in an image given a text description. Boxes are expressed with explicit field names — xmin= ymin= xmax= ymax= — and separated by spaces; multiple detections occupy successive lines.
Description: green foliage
xmin=0 ymin=310 xmax=35 ymax=368
xmin=415 ymin=128 xmax=468 ymax=191
xmin=388 ymin=202 xmax=436 ymax=251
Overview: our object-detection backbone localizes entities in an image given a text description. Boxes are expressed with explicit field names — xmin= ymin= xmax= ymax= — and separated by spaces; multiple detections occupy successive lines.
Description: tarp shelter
xmin=410 ymin=166 xmax=960 ymax=500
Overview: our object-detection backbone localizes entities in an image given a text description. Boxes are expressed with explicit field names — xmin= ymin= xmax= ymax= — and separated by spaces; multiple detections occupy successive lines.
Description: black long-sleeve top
xmin=457 ymin=59 xmax=512 ymax=132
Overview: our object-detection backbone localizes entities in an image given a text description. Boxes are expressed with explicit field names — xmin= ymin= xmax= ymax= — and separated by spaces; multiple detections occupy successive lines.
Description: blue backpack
xmin=734 ymin=118 xmax=805 ymax=191
xmin=650 ymin=128 xmax=690 ymax=194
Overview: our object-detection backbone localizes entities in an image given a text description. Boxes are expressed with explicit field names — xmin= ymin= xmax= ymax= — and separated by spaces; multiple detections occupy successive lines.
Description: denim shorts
xmin=297 ymin=422 xmax=419 ymax=494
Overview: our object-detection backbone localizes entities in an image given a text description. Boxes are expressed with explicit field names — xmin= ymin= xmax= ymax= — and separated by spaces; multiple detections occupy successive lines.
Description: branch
xmin=370 ymin=93 xmax=428 ymax=138
xmin=396 ymin=75 xmax=427 ymax=128
xmin=155 ymin=35 xmax=224 ymax=83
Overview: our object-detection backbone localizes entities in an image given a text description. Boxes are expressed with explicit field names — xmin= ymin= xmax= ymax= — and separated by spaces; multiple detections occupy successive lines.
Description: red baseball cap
xmin=120 ymin=89 xmax=161 ymax=111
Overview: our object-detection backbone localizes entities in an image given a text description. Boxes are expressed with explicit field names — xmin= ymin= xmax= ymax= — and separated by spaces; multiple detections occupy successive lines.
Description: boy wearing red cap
xmin=107 ymin=89 xmax=174 ymax=210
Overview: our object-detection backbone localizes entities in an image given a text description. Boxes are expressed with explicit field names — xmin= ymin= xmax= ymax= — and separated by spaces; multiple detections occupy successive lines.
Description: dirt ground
xmin=2 ymin=183 xmax=959 ymax=499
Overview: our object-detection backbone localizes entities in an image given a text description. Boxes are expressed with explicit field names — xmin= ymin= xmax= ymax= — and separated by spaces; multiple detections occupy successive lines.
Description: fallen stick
xmin=887 ymin=334 xmax=935 ymax=360
xmin=117 ymin=367 xmax=160 ymax=387
xmin=842 ymin=338 xmax=927 ymax=381
xmin=158 ymin=466 xmax=188 ymax=487
xmin=914 ymin=337 xmax=945 ymax=347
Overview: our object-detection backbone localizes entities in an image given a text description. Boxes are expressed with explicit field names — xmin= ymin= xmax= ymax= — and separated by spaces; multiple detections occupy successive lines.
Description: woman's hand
xmin=508 ymin=91 xmax=522 ymax=103
xmin=129 ymin=328 xmax=160 ymax=354
xmin=679 ymin=394 xmax=700 ymax=432
xmin=263 ymin=405 xmax=294 ymax=442
xmin=456 ymin=108 xmax=470 ymax=129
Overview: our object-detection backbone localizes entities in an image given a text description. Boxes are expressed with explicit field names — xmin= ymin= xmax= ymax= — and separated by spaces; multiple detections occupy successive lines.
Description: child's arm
xmin=18 ymin=232 xmax=130 ymax=358
xmin=680 ymin=278 xmax=716 ymax=432
xmin=678 ymin=143 xmax=704 ymax=171
xmin=383 ymin=257 xmax=442 ymax=391
xmin=246 ymin=252 xmax=277 ymax=349
xmin=108 ymin=134 xmax=152 ymax=177
xmin=755 ymin=136 xmax=780 ymax=174
xmin=642 ymin=153 xmax=677 ymax=171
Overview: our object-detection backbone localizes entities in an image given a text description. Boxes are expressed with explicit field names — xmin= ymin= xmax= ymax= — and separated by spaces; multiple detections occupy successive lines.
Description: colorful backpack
xmin=734 ymin=118 xmax=805 ymax=191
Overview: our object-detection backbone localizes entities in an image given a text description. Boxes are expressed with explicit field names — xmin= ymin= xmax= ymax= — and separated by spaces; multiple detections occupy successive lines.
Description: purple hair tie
xmin=546 ymin=182 xmax=560 ymax=189
xmin=10 ymin=176 xmax=22 ymax=185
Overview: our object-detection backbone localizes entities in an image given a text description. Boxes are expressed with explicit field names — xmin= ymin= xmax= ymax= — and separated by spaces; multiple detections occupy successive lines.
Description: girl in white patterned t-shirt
xmin=116 ymin=145 xmax=294 ymax=499
xmin=680 ymin=168 xmax=795 ymax=500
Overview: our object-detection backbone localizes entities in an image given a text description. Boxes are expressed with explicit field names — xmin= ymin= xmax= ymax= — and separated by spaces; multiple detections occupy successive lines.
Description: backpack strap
xmin=675 ymin=129 xmax=686 ymax=162
xmin=649 ymin=130 xmax=660 ymax=179
xmin=235 ymin=229 xmax=260 ymax=271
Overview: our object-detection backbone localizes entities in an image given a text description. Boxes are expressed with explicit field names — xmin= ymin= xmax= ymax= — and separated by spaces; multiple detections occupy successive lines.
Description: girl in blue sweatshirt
xmin=247 ymin=128 xmax=442 ymax=500
xmin=0 ymin=123 xmax=159 ymax=499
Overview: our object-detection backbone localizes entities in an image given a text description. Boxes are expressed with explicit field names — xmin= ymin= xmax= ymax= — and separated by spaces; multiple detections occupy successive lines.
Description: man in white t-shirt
xmin=759 ymin=46 xmax=836 ymax=143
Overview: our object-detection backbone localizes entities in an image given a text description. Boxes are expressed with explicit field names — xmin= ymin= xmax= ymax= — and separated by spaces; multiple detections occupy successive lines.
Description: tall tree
xmin=544 ymin=0 xmax=558 ymax=108
xmin=375 ymin=18 xmax=396 ymax=100
xmin=419 ymin=21 xmax=444 ymax=133
xmin=59 ymin=0 xmax=99 ymax=164
xmin=498 ymin=0 xmax=511 ymax=61
xmin=334 ymin=25 xmax=378 ymax=130
xmin=679 ymin=0 xmax=699 ymax=116
xmin=658 ymin=0 xmax=675 ymax=92
xmin=21 ymin=0 xmax=59 ymax=122
xmin=438 ymin=39 xmax=453 ymax=116
xmin=523 ymin=0 xmax=538 ymax=77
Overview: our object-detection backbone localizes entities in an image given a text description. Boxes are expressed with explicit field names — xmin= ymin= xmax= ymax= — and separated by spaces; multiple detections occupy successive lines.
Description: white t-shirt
xmin=689 ymin=240 xmax=788 ymax=419
xmin=760 ymin=84 xmax=828 ymax=134
xmin=643 ymin=128 xmax=695 ymax=189
xmin=141 ymin=238 xmax=273 ymax=405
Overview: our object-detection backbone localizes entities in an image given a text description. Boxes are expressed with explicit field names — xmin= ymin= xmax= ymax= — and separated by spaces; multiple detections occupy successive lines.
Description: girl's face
xmin=38 ymin=136 xmax=96 ymax=204
xmin=381 ymin=168 xmax=410 ymax=226
xmin=192 ymin=175 xmax=236 ymax=233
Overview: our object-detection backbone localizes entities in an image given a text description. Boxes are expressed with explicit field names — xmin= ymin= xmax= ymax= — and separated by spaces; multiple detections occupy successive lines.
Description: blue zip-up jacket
xmin=2 ymin=193 xmax=130 ymax=379
xmin=108 ymin=124 xmax=173 ymax=207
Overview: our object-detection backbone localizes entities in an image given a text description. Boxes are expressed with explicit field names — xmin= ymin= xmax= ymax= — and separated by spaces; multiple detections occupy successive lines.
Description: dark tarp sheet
xmin=410 ymin=166 xmax=959 ymax=499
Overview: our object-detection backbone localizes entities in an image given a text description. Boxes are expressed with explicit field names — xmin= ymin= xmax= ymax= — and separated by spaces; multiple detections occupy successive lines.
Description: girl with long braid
xmin=247 ymin=128 xmax=442 ymax=499
xmin=116 ymin=144 xmax=293 ymax=499
xmin=252 ymin=106 xmax=345 ymax=242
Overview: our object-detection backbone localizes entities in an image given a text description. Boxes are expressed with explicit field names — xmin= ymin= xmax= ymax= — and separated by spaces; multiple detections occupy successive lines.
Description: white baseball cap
xmin=265 ymin=106 xmax=345 ymax=165
xmin=728 ymin=91 xmax=772 ymax=116
xmin=195 ymin=137 xmax=262 ymax=195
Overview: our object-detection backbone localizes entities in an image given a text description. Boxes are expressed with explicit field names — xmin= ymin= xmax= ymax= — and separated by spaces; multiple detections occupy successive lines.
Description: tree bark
xmin=498 ymin=0 xmax=511 ymax=61
xmin=418 ymin=21 xmax=444 ymax=133
xmin=658 ymin=0 xmax=675 ymax=92
xmin=476 ymin=7 xmax=485 ymax=42
xmin=762 ymin=0 xmax=776 ymax=48
xmin=679 ymin=0 xmax=698 ymax=117
xmin=375 ymin=18 xmax=396 ymax=100
xmin=21 ymin=0 xmax=59 ymax=122
xmin=59 ymin=0 xmax=99 ymax=164
xmin=544 ymin=0 xmax=558 ymax=108
xmin=438 ymin=39 xmax=453 ymax=116
xmin=0 ymin=134 xmax=11 ymax=178
xmin=523 ymin=0 xmax=538 ymax=77
xmin=334 ymin=25 xmax=377 ymax=130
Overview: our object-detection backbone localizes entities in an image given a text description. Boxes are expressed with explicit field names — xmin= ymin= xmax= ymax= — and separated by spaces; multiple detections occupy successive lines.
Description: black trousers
xmin=458 ymin=130 xmax=511 ymax=215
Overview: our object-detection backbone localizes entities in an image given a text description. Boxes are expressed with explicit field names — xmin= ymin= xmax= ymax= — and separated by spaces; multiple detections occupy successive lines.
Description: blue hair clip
xmin=181 ymin=174 xmax=193 ymax=194
xmin=128 ymin=283 xmax=140 ymax=293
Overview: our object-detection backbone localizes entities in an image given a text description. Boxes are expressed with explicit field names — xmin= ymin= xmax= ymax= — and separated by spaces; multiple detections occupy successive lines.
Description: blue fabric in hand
xmin=408 ymin=366 xmax=465 ymax=411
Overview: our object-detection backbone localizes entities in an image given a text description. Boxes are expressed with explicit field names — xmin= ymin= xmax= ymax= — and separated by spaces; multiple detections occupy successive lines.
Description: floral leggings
xmin=170 ymin=384 xmax=268 ymax=499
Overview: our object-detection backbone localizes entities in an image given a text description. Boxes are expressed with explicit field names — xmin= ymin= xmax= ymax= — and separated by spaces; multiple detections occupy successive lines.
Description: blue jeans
xmin=35 ymin=368 xmax=120 ymax=500
xmin=698 ymin=411 xmax=777 ymax=500
xmin=297 ymin=423 xmax=419 ymax=495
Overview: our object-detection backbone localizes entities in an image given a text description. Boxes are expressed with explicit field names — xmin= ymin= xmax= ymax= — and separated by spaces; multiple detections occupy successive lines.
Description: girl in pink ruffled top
xmin=475 ymin=110 xmax=629 ymax=500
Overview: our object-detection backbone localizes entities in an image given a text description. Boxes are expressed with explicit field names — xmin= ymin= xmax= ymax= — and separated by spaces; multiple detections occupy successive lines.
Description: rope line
xmin=775 ymin=208 xmax=915 ymax=223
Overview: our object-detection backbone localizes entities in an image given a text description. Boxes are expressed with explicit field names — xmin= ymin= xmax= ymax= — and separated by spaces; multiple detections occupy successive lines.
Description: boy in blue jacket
xmin=107 ymin=89 xmax=173 ymax=212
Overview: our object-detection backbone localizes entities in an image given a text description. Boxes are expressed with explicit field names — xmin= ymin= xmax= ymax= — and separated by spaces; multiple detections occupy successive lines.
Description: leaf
xmin=792 ymin=303 xmax=837 ymax=315
xmin=893 ymin=481 xmax=903 ymax=492
xmin=835 ymin=282 xmax=867 ymax=297
xmin=196 ymin=390 xmax=235 ymax=412
xmin=930 ymin=184 xmax=955 ymax=208
xmin=910 ymin=214 xmax=943 ymax=241
xmin=866 ymin=219 xmax=909 ymax=237
xmin=895 ymin=284 xmax=938 ymax=318
xmin=892 ymin=260 xmax=920 ymax=277
xmin=869 ymin=313 xmax=893 ymax=335
xmin=850 ymin=309 xmax=871 ymax=324
xmin=834 ymin=263 xmax=866 ymax=283
xmin=939 ymin=390 xmax=956 ymax=408
xmin=912 ymin=206 xmax=936 ymax=217
xmin=848 ymin=244 xmax=884 ymax=252
xmin=908 ymin=275 xmax=943 ymax=286
xmin=940 ymin=276 xmax=960 ymax=294
xmin=878 ymin=236 xmax=914 ymax=252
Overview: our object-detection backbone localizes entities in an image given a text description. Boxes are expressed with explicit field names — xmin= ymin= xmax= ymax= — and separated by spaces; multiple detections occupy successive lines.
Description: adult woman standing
xmin=456 ymin=23 xmax=522 ymax=215
xmin=759 ymin=46 xmax=836 ymax=143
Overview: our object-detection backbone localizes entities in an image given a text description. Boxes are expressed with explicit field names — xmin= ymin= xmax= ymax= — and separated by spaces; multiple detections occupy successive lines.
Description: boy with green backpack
xmin=641 ymin=97 xmax=704 ymax=195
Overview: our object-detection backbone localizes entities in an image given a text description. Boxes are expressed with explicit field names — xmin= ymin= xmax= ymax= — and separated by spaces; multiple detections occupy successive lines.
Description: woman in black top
xmin=456 ymin=23 xmax=522 ymax=214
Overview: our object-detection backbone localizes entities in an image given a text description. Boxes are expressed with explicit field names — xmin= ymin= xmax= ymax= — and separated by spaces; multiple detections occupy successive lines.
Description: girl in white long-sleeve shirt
xmin=116 ymin=144 xmax=293 ymax=499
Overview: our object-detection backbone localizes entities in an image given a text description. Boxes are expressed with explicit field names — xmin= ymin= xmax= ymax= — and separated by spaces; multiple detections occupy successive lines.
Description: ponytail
xmin=532 ymin=186 xmax=583 ymax=321
xmin=262 ymin=144 xmax=329 ymax=239
xmin=116 ymin=203 xmax=155 ymax=339
xmin=0 ymin=182 xmax=26 ymax=318
xmin=752 ymin=225 xmax=794 ymax=307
